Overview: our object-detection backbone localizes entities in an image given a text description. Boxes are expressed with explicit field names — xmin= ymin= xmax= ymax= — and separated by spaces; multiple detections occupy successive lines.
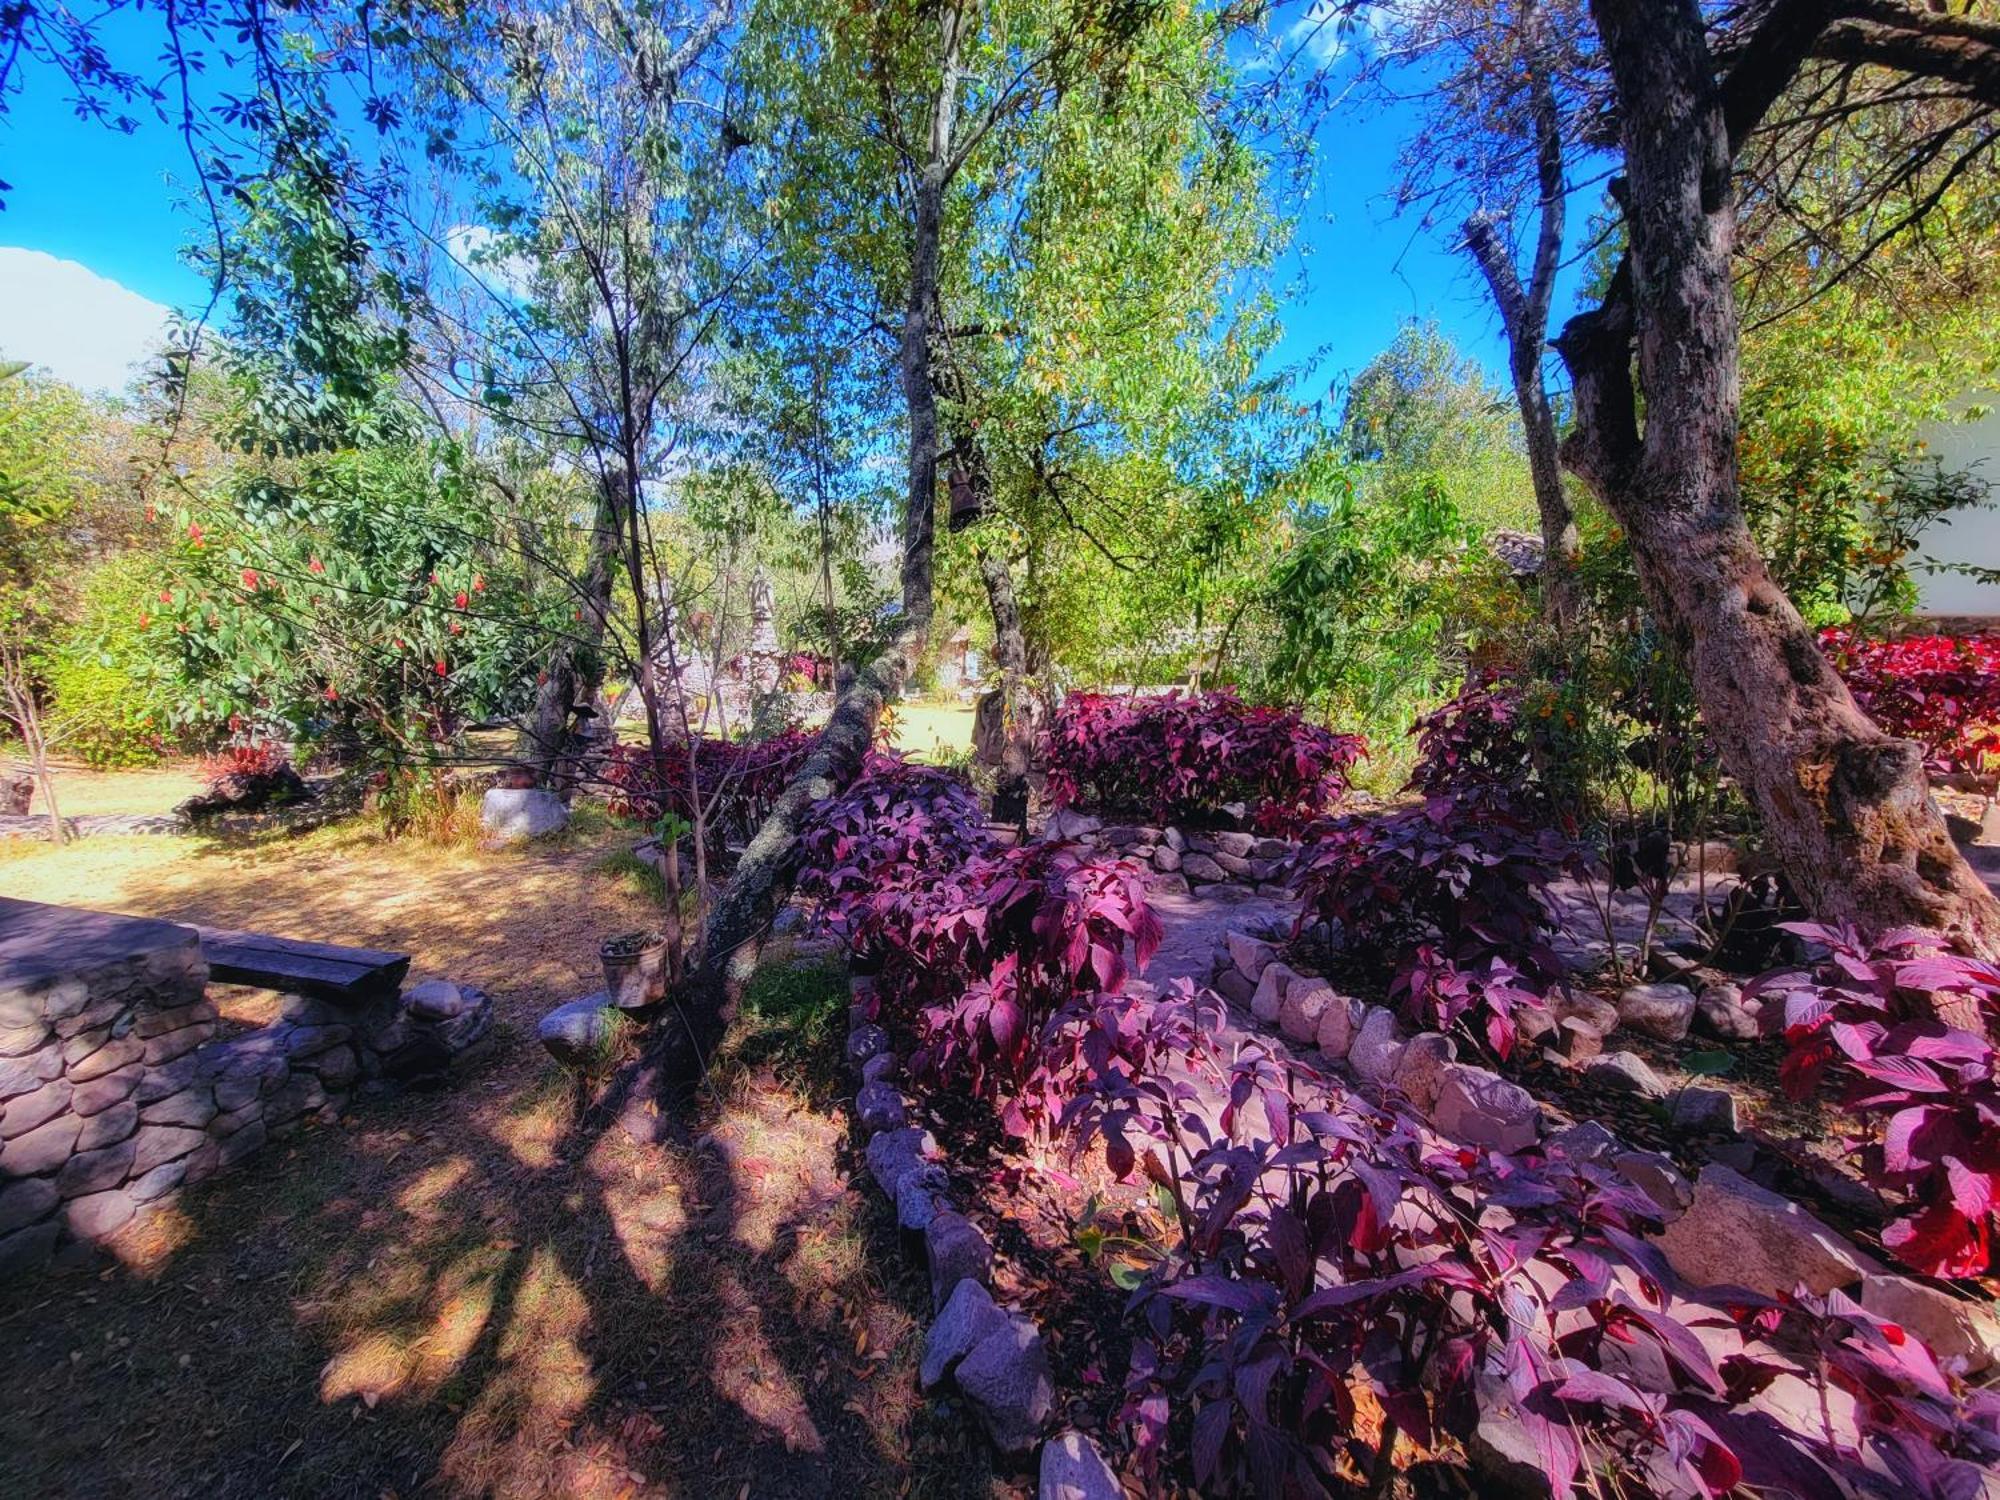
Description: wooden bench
xmin=196 ymin=926 xmax=410 ymax=1004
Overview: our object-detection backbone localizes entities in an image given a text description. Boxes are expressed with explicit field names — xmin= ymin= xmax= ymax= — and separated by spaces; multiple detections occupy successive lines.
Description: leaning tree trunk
xmin=518 ymin=467 xmax=624 ymax=797
xmin=976 ymin=546 xmax=1034 ymax=827
xmin=1557 ymin=0 xmax=2000 ymax=953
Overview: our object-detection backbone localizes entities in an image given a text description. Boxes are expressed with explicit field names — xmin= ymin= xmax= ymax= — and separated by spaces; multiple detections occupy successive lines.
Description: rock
xmin=1181 ymin=852 xmax=1228 ymax=885
xmin=213 ymin=1052 xmax=286 ymax=1111
xmin=1393 ymin=1032 xmax=1458 ymax=1112
xmin=0 ymin=1111 xmax=81 ymax=1176
xmin=1653 ymin=1164 xmax=1879 ymax=1298
xmin=1515 ymin=1005 xmax=1557 ymax=1048
xmin=860 ymin=1051 xmax=898 ymax=1087
xmin=0 ymin=1221 xmax=59 ymax=1279
xmin=0 ymin=1044 xmax=62 ymax=1101
xmin=1616 ymin=983 xmax=1696 ymax=1042
xmin=1613 ymin=1149 xmax=1693 ymax=1218
xmin=956 ymin=1316 xmax=1054 ymax=1456
xmin=1162 ymin=826 xmax=1186 ymax=851
xmin=127 ymin=1158 xmax=188 ymax=1205
xmin=1431 ymin=1065 xmax=1538 ymax=1153
xmin=1348 ymin=1006 xmax=1406 ymax=1087
xmin=1209 ymin=850 xmax=1252 ymax=878
xmin=926 ymin=1210 xmax=993 ymax=1310
xmin=1213 ymin=968 xmax=1255 ymax=1009
xmin=921 ymin=1277 xmax=1011 ymax=1391
xmin=1278 ymin=978 xmax=1337 ymax=1045
xmin=1555 ymin=1018 xmax=1605 ymax=1062
xmin=536 ymin=999 xmax=624 ymax=1069
xmin=1584 ymin=1051 xmax=1668 ymax=1098
xmin=1694 ymin=985 xmax=1758 ymax=1041
xmin=133 ymin=1055 xmax=202 ymax=1106
xmin=1315 ymin=993 xmax=1365 ymax=1059
xmin=1861 ymin=1272 xmax=2000 ymax=1374
xmin=1043 ymin=807 xmax=1102 ymax=842
xmin=1 ymin=1078 xmax=71 ymax=1139
xmin=64 ymin=1187 xmax=136 ymax=1240
xmin=855 ymin=1081 xmax=908 ymax=1134
xmin=0 ymin=1021 xmax=48 ymax=1057
xmin=865 ymin=1127 xmax=939 ymax=1198
xmin=132 ymin=1001 xmax=218 ymax=1040
xmin=1549 ymin=1121 xmax=1619 ymax=1162
xmin=1148 ymin=873 xmax=1190 ymax=896
xmin=1671 ymin=1086 xmax=1739 ymax=1135
xmin=129 ymin=1123 xmax=208 ymax=1177
xmin=1152 ymin=846 xmax=1181 ymax=873
xmin=300 ymin=1044 xmax=360 ymax=1089
xmin=1463 ymin=1373 xmax=1559 ymax=1500
xmin=67 ymin=1034 xmax=143 ymax=1084
xmin=844 ymin=1024 xmax=891 ymax=1072
xmin=142 ymin=1025 xmax=213 ymax=1067
xmin=896 ymin=1164 xmax=949 ymax=1233
xmin=75 ymin=1100 xmax=138 ymax=1152
xmin=1212 ymin=831 xmax=1256 ymax=857
xmin=1226 ymin=931 xmax=1279 ymax=982
xmin=1249 ymin=962 xmax=1300 ymax=1026
xmin=69 ymin=1067 xmax=141 ymax=1118
xmin=56 ymin=1138 xmax=136 ymax=1198
xmin=140 ymin=1088 xmax=218 ymax=1131
xmin=405 ymin=979 xmax=480 ymax=1020
xmin=479 ymin=786 xmax=569 ymax=841
xmin=1040 ymin=1431 xmax=1122 ymax=1500
xmin=282 ymin=1024 xmax=352 ymax=1060
xmin=216 ymin=1118 xmax=267 ymax=1167
xmin=0 ymin=1177 xmax=58 ymax=1235
xmin=1553 ymin=992 xmax=1620 ymax=1035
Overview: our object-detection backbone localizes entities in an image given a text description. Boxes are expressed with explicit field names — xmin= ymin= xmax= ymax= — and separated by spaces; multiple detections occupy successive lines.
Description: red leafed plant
xmin=1041 ymin=690 xmax=1365 ymax=834
xmin=796 ymin=753 xmax=1161 ymax=1133
xmin=599 ymin=729 xmax=816 ymax=846
xmin=1819 ymin=627 xmax=2000 ymax=774
xmin=197 ymin=738 xmax=292 ymax=787
xmin=1748 ymin=921 xmax=2000 ymax=1278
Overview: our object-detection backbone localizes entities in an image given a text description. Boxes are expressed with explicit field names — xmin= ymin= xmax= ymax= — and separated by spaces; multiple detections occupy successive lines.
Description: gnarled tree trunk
xmin=1557 ymin=0 xmax=2000 ymax=952
xmin=518 ymin=467 xmax=624 ymax=799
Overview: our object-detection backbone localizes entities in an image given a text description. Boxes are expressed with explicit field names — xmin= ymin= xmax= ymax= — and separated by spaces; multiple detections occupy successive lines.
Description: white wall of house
xmin=1916 ymin=394 xmax=2000 ymax=617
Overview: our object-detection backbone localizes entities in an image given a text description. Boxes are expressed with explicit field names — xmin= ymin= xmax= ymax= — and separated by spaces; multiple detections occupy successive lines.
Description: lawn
xmin=0 ymin=800 xmax=1006 ymax=1499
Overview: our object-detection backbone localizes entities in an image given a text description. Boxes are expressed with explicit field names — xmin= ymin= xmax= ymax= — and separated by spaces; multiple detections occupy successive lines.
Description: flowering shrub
xmin=197 ymin=738 xmax=293 ymax=787
xmin=600 ymin=729 xmax=817 ymax=846
xmin=1748 ymin=922 xmax=2000 ymax=1278
xmin=1068 ymin=993 xmax=2000 ymax=1497
xmin=1042 ymin=690 xmax=1365 ymax=834
xmin=1819 ymin=627 xmax=2000 ymax=774
xmin=797 ymin=753 xmax=1160 ymax=1133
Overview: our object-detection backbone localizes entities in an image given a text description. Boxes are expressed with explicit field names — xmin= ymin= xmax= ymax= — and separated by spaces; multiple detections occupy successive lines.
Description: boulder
xmin=1162 ymin=826 xmax=1186 ymax=852
xmin=1348 ymin=1006 xmax=1406 ymax=1087
xmin=1549 ymin=1120 xmax=1619 ymax=1162
xmin=1315 ymin=993 xmax=1366 ymax=1060
xmin=1671 ymin=1086 xmax=1740 ymax=1135
xmin=1860 ymin=1272 xmax=2000 ymax=1373
xmin=64 ymin=1186 xmax=137 ymax=1241
xmin=1180 ymin=853 xmax=1228 ymax=885
xmin=1152 ymin=846 xmax=1181 ymax=873
xmin=1556 ymin=1018 xmax=1605 ymax=1062
xmin=1393 ymin=1032 xmax=1458 ymax=1112
xmin=855 ymin=1081 xmax=908 ymax=1135
xmin=1613 ymin=1149 xmax=1694 ymax=1218
xmin=1277 ymin=978 xmax=1337 ymax=1046
xmin=69 ymin=1067 xmax=141 ymax=1117
xmin=895 ymin=1164 xmax=949 ymax=1233
xmin=926 ymin=1210 xmax=993 ymax=1311
xmin=1 ymin=1078 xmax=72 ymax=1139
xmin=75 ymin=1100 xmax=138 ymax=1153
xmin=478 ymin=786 xmax=569 ymax=841
xmin=844 ymin=1024 xmax=891 ymax=1072
xmin=1040 ymin=1432 xmax=1122 ymax=1500
xmin=1249 ymin=962 xmax=1300 ymax=1026
xmin=860 ymin=1051 xmax=898 ymax=1087
xmin=1585 ymin=1051 xmax=1668 ymax=1098
xmin=1553 ymin=991 xmax=1620 ymax=1036
xmin=1431 ymin=1065 xmax=1538 ymax=1153
xmin=1694 ymin=984 xmax=1758 ymax=1041
xmin=1653 ymin=1163 xmax=1879 ymax=1298
xmin=405 ymin=979 xmax=482 ymax=1021
xmin=127 ymin=1159 xmax=189 ymax=1205
xmin=1042 ymin=808 xmax=1102 ymax=842
xmin=1616 ymin=983 xmax=1696 ymax=1042
xmin=921 ymin=1277 xmax=1011 ymax=1391
xmin=129 ymin=1123 xmax=207 ymax=1176
xmin=1226 ymin=931 xmax=1280 ymax=984
xmin=0 ymin=1111 xmax=81 ymax=1176
xmin=957 ymin=1315 xmax=1054 ymax=1456
xmin=56 ymin=1138 xmax=136 ymax=1198
xmin=865 ymin=1126 xmax=940 ymax=1198
xmin=536 ymin=999 xmax=624 ymax=1069
xmin=0 ymin=1177 xmax=58 ymax=1235
xmin=1213 ymin=969 xmax=1255 ymax=1009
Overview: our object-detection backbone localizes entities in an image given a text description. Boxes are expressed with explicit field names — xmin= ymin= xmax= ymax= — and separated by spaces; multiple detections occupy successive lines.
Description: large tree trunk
xmin=1558 ymin=0 xmax=2000 ymax=952
xmin=976 ymin=545 xmax=1034 ymax=826
xmin=518 ymin=467 xmax=624 ymax=798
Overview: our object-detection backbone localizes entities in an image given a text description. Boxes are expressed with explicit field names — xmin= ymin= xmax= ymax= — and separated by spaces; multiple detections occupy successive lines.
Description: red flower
xmin=138 ymin=612 xmax=150 ymax=630
xmin=145 ymin=504 xmax=156 ymax=523
xmin=308 ymin=557 xmax=325 ymax=575
xmin=454 ymin=590 xmax=469 ymax=609
xmin=472 ymin=574 xmax=485 ymax=592
xmin=449 ymin=620 xmax=463 ymax=635
xmin=159 ymin=590 xmax=173 ymax=605
xmin=434 ymin=660 xmax=448 ymax=677
xmin=324 ymin=685 xmax=339 ymax=702
xmin=240 ymin=568 xmax=259 ymax=590
xmin=188 ymin=522 xmax=204 ymax=546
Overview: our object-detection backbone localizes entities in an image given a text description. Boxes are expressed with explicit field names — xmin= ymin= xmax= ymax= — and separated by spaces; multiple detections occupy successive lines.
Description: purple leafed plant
xmin=1748 ymin=921 xmax=2000 ymax=1279
xmin=1042 ymin=690 xmax=1366 ymax=834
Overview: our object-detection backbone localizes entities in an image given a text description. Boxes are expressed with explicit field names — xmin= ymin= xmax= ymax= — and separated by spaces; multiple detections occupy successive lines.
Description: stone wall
xmin=1043 ymin=809 xmax=1296 ymax=894
xmin=0 ymin=910 xmax=490 ymax=1279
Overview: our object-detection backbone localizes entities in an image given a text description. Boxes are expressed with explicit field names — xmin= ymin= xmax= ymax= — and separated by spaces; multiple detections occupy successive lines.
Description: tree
xmin=1553 ymin=0 xmax=2000 ymax=950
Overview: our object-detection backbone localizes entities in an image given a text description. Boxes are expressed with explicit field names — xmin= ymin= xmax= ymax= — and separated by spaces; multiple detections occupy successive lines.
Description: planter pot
xmin=601 ymin=931 xmax=670 ymax=1010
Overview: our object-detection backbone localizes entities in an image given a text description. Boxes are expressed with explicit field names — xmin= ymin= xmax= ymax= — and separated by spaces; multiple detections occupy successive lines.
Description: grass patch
xmin=595 ymin=846 xmax=668 ymax=904
xmin=724 ymin=955 xmax=849 ymax=1093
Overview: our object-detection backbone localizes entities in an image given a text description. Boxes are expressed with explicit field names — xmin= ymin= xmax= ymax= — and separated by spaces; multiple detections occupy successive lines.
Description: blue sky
xmin=0 ymin=5 xmax=1546 ymax=400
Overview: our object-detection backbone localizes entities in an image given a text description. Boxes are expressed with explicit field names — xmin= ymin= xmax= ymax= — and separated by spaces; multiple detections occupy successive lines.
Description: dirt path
xmin=0 ymin=828 xmax=1005 ymax=1499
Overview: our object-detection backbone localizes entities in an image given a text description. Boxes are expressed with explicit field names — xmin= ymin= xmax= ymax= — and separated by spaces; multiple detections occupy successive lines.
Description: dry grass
xmin=882 ymin=704 xmax=975 ymax=766
xmin=0 ymin=812 xmax=1010 ymax=1499
xmin=22 ymin=762 xmax=205 ymax=818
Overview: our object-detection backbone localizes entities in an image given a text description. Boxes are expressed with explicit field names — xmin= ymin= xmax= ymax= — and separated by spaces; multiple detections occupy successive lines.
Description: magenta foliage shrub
xmin=1290 ymin=680 xmax=1573 ymax=1051
xmin=797 ymin=753 xmax=1161 ymax=1132
xmin=600 ymin=729 xmax=817 ymax=843
xmin=1067 ymin=994 xmax=2000 ymax=1497
xmin=1748 ymin=921 xmax=2000 ymax=1279
xmin=1820 ymin=627 xmax=2000 ymax=774
xmin=1042 ymin=690 xmax=1366 ymax=834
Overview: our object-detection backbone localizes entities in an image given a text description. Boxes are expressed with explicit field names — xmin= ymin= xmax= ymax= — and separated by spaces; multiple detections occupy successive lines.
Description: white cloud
xmin=1284 ymin=0 xmax=1354 ymax=67
xmin=445 ymin=224 xmax=535 ymax=300
xmin=0 ymin=247 xmax=173 ymax=395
